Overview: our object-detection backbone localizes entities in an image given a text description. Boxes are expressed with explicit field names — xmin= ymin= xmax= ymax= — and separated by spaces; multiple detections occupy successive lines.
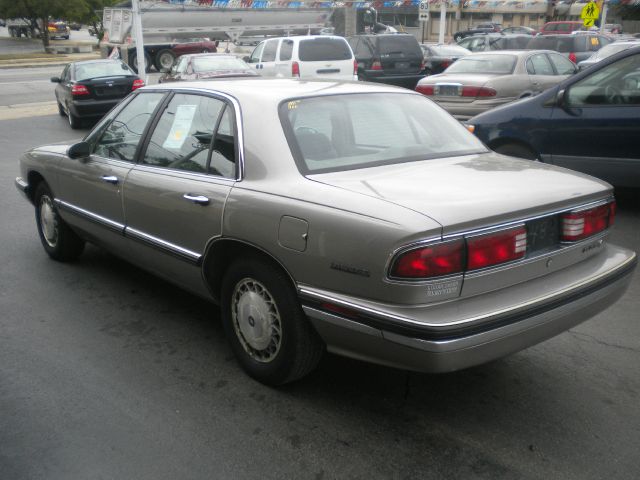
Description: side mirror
xmin=243 ymin=56 xmax=251 ymax=63
xmin=51 ymin=76 xmax=61 ymax=83
xmin=556 ymin=89 xmax=566 ymax=108
xmin=68 ymin=141 xmax=90 ymax=160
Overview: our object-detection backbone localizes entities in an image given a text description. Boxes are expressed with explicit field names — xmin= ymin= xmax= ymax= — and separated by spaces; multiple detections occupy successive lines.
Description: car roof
xmin=141 ymin=78 xmax=411 ymax=103
xmin=70 ymin=59 xmax=125 ymax=66
xmin=259 ymin=35 xmax=347 ymax=42
xmin=463 ymin=50 xmax=554 ymax=57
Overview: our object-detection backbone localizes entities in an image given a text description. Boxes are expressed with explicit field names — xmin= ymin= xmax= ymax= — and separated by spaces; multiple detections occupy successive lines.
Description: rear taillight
xmin=440 ymin=60 xmax=451 ymax=69
xmin=420 ymin=61 xmax=426 ymax=71
xmin=569 ymin=52 xmax=577 ymax=63
xmin=371 ymin=60 xmax=383 ymax=71
xmin=461 ymin=86 xmax=497 ymax=97
xmin=71 ymin=84 xmax=89 ymax=96
xmin=466 ymin=226 xmax=527 ymax=270
xmin=391 ymin=240 xmax=465 ymax=279
xmin=292 ymin=61 xmax=300 ymax=77
xmin=132 ymin=78 xmax=145 ymax=90
xmin=353 ymin=59 xmax=358 ymax=76
xmin=561 ymin=201 xmax=615 ymax=242
xmin=415 ymin=84 xmax=435 ymax=95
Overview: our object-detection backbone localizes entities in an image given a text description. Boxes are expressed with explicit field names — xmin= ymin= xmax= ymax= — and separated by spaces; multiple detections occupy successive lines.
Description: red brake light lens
xmin=71 ymin=84 xmax=89 ymax=96
xmin=371 ymin=60 xmax=383 ymax=71
xmin=132 ymin=78 xmax=145 ymax=90
xmin=353 ymin=59 xmax=358 ymax=76
xmin=466 ymin=227 xmax=527 ymax=271
xmin=292 ymin=61 xmax=300 ymax=77
xmin=391 ymin=240 xmax=464 ymax=279
xmin=569 ymin=52 xmax=577 ymax=63
xmin=415 ymin=84 xmax=434 ymax=95
xmin=461 ymin=86 xmax=497 ymax=97
xmin=561 ymin=202 xmax=614 ymax=242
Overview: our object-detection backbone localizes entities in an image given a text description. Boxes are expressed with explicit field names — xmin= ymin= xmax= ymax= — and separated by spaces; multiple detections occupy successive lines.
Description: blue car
xmin=468 ymin=46 xmax=640 ymax=188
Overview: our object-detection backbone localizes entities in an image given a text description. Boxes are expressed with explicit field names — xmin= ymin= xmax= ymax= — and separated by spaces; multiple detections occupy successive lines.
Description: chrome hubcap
xmin=231 ymin=278 xmax=282 ymax=363
xmin=39 ymin=195 xmax=58 ymax=248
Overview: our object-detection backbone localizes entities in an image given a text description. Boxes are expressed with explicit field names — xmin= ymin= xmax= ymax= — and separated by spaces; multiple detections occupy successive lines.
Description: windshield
xmin=75 ymin=62 xmax=134 ymax=81
xmin=445 ymin=54 xmax=517 ymax=74
xmin=592 ymin=43 xmax=638 ymax=60
xmin=281 ymin=93 xmax=486 ymax=174
xmin=192 ymin=56 xmax=251 ymax=73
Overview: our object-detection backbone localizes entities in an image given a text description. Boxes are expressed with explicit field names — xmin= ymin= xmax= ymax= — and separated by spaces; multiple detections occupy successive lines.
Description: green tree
xmin=0 ymin=0 xmax=87 ymax=49
xmin=68 ymin=0 xmax=120 ymax=44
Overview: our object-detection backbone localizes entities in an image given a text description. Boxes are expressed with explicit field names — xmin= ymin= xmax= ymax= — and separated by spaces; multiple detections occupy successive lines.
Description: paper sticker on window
xmin=163 ymin=104 xmax=197 ymax=149
xmin=591 ymin=37 xmax=599 ymax=46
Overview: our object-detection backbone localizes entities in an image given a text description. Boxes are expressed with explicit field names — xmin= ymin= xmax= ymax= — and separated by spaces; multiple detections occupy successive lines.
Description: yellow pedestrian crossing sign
xmin=581 ymin=1 xmax=600 ymax=28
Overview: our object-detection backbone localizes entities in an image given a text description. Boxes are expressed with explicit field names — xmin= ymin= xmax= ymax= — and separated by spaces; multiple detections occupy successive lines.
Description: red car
xmin=539 ymin=21 xmax=584 ymax=35
xmin=154 ymin=37 xmax=219 ymax=71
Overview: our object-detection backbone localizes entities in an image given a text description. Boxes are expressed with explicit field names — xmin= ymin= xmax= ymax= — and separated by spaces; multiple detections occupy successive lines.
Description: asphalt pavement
xmin=0 ymin=104 xmax=639 ymax=479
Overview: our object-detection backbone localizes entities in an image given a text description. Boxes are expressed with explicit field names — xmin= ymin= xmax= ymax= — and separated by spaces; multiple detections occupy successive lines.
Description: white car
xmin=244 ymin=35 xmax=357 ymax=81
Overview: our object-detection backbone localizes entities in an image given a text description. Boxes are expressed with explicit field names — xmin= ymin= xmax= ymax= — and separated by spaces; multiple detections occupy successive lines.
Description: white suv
xmin=245 ymin=35 xmax=357 ymax=81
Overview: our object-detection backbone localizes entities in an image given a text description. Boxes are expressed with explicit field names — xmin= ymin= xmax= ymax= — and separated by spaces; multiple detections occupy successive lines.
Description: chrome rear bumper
xmin=300 ymin=244 xmax=636 ymax=373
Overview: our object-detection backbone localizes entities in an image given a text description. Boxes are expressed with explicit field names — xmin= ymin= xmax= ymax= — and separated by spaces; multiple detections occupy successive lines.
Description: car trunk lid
xmin=77 ymin=76 xmax=136 ymax=100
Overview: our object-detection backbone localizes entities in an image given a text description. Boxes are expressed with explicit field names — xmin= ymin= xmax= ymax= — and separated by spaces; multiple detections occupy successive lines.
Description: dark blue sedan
xmin=468 ymin=46 xmax=640 ymax=188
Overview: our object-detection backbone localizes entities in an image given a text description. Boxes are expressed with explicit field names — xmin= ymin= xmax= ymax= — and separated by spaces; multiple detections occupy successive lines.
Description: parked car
xmin=47 ymin=21 xmax=70 ymax=40
xmin=539 ymin=21 xmax=584 ymax=35
xmin=457 ymin=33 xmax=532 ymax=52
xmin=420 ymin=43 xmax=470 ymax=75
xmin=15 ymin=79 xmax=636 ymax=385
xmin=526 ymin=33 xmax=612 ymax=63
xmin=154 ymin=37 xmax=219 ymax=72
xmin=453 ymin=23 xmax=502 ymax=42
xmin=158 ymin=53 xmax=258 ymax=82
xmin=467 ymin=46 xmax=640 ymax=187
xmin=415 ymin=50 xmax=576 ymax=120
xmin=501 ymin=26 xmax=537 ymax=35
xmin=578 ymin=40 xmax=640 ymax=70
xmin=604 ymin=23 xmax=623 ymax=34
xmin=69 ymin=21 xmax=82 ymax=31
xmin=348 ymin=33 xmax=425 ymax=88
xmin=245 ymin=35 xmax=357 ymax=81
xmin=0 ymin=19 xmax=7 ymax=27
xmin=51 ymin=59 xmax=144 ymax=129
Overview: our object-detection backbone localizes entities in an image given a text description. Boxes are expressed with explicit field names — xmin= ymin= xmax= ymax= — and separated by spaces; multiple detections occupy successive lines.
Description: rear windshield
xmin=445 ymin=54 xmax=517 ymax=74
xmin=75 ymin=62 xmax=134 ymax=80
xmin=298 ymin=38 xmax=352 ymax=61
xmin=192 ymin=56 xmax=251 ymax=73
xmin=377 ymin=36 xmax=422 ymax=56
xmin=280 ymin=93 xmax=486 ymax=174
xmin=592 ymin=42 xmax=639 ymax=60
xmin=428 ymin=45 xmax=470 ymax=56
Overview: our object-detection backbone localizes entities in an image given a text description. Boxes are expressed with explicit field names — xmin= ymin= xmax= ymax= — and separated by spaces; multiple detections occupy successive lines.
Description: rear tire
xmin=34 ymin=182 xmax=85 ymax=261
xmin=131 ymin=52 xmax=152 ymax=73
xmin=494 ymin=143 xmax=538 ymax=161
xmin=221 ymin=256 xmax=324 ymax=385
xmin=154 ymin=49 xmax=176 ymax=72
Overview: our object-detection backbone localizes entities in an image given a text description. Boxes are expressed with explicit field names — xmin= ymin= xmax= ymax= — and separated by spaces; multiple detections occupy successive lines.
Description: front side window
xmin=566 ymin=53 xmax=640 ymax=106
xmin=249 ymin=42 xmax=264 ymax=63
xmin=93 ymin=92 xmax=164 ymax=161
xmin=281 ymin=93 xmax=486 ymax=174
xmin=142 ymin=93 xmax=236 ymax=177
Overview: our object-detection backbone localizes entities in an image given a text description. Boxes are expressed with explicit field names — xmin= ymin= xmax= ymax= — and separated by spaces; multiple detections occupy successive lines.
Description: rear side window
xmin=548 ymin=53 xmax=576 ymax=75
xmin=526 ymin=54 xmax=554 ymax=76
xmin=298 ymin=38 xmax=352 ymax=61
xmin=543 ymin=23 xmax=557 ymax=32
xmin=377 ymin=36 xmax=422 ymax=57
xmin=262 ymin=39 xmax=278 ymax=62
xmin=280 ymin=39 xmax=294 ymax=61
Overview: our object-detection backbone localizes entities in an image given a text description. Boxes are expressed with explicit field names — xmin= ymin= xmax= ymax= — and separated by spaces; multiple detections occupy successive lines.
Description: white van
xmin=245 ymin=35 xmax=357 ymax=81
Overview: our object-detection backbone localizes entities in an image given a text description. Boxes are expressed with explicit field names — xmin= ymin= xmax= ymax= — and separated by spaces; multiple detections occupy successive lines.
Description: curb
xmin=0 ymin=54 xmax=101 ymax=69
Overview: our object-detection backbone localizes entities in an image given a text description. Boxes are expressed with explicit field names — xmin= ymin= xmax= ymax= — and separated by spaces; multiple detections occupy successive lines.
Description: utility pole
xmin=132 ymin=0 xmax=146 ymax=83
xmin=439 ymin=1 xmax=446 ymax=44
xmin=599 ymin=0 xmax=608 ymax=33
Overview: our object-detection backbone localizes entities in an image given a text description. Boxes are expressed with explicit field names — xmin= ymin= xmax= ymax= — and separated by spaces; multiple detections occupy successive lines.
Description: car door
xmin=549 ymin=52 xmax=640 ymax=187
xmin=525 ymin=53 xmax=561 ymax=93
xmin=54 ymin=64 xmax=70 ymax=108
xmin=258 ymin=39 xmax=279 ymax=77
xmin=275 ymin=38 xmax=294 ymax=77
xmin=246 ymin=41 xmax=265 ymax=73
xmin=122 ymin=92 xmax=239 ymax=295
xmin=55 ymin=91 xmax=166 ymax=253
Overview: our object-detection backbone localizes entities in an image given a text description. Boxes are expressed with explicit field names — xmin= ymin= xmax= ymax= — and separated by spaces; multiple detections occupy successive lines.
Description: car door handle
xmin=101 ymin=175 xmax=119 ymax=185
xmin=183 ymin=193 xmax=210 ymax=205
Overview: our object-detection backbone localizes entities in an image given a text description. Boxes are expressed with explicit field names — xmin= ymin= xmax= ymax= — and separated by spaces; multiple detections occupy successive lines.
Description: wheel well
xmin=488 ymin=138 xmax=538 ymax=158
xmin=202 ymin=239 xmax=296 ymax=303
xmin=26 ymin=171 xmax=46 ymax=203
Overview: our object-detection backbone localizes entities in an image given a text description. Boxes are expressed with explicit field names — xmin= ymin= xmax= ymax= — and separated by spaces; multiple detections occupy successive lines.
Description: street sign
xmin=419 ymin=0 xmax=429 ymax=21
xmin=581 ymin=1 xmax=600 ymax=28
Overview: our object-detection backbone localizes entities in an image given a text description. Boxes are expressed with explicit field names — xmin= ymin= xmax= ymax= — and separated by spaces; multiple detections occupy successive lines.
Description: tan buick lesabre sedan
xmin=15 ymin=79 xmax=636 ymax=385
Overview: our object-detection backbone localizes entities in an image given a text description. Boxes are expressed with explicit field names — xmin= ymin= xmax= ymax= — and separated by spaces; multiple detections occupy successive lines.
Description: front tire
xmin=154 ymin=49 xmax=176 ymax=72
xmin=34 ymin=182 xmax=85 ymax=261
xmin=221 ymin=257 xmax=324 ymax=385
